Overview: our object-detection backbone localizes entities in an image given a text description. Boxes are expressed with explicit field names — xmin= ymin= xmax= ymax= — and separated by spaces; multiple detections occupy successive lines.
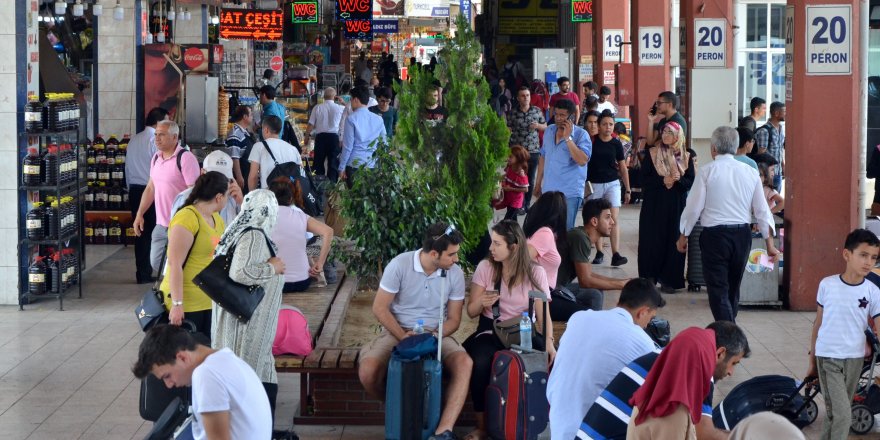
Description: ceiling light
xmin=54 ymin=0 xmax=66 ymax=15
xmin=184 ymin=8 xmax=191 ymax=21
xmin=92 ymin=1 xmax=102 ymax=16
xmin=156 ymin=31 xmax=165 ymax=43
xmin=167 ymin=7 xmax=175 ymax=21
xmin=145 ymin=32 xmax=153 ymax=44
xmin=113 ymin=0 xmax=124 ymax=20
xmin=211 ymin=15 xmax=220 ymax=25
xmin=73 ymin=0 xmax=84 ymax=17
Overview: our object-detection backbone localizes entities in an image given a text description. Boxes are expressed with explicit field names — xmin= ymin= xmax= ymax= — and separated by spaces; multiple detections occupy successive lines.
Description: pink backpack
xmin=273 ymin=305 xmax=313 ymax=356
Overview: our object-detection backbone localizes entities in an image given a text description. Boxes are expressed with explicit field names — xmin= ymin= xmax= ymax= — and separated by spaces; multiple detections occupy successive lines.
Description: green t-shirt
xmin=557 ymin=227 xmax=594 ymax=286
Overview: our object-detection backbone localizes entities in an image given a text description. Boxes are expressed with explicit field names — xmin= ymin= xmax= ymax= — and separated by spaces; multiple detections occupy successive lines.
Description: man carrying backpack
xmin=247 ymin=115 xmax=302 ymax=191
xmin=133 ymin=120 xmax=201 ymax=273
xmin=754 ymin=101 xmax=785 ymax=191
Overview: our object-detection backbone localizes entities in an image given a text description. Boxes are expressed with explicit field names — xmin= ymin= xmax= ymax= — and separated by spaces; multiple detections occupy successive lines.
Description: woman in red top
xmin=494 ymin=145 xmax=530 ymax=221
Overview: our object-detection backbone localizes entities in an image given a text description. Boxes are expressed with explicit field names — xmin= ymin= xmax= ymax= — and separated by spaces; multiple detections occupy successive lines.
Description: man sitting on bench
xmin=358 ymin=222 xmax=472 ymax=440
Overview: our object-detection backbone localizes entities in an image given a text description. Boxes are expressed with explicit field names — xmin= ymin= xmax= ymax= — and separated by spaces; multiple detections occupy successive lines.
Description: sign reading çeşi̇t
xmin=219 ymin=9 xmax=283 ymax=40
xmin=336 ymin=0 xmax=373 ymax=40
xmin=571 ymin=0 xmax=592 ymax=22
xmin=292 ymin=1 xmax=319 ymax=24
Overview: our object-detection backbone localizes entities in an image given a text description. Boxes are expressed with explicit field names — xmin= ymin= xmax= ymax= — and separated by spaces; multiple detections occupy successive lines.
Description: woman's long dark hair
xmin=488 ymin=220 xmax=542 ymax=292
xmin=183 ymin=171 xmax=229 ymax=207
xmin=522 ymin=191 xmax=568 ymax=257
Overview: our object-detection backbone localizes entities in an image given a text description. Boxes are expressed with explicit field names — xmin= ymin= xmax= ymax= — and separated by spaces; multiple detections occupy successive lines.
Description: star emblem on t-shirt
xmin=859 ymin=297 xmax=869 ymax=308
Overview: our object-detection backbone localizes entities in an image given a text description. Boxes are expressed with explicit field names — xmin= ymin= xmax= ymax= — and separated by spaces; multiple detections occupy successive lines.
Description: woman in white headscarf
xmin=211 ymin=189 xmax=286 ymax=423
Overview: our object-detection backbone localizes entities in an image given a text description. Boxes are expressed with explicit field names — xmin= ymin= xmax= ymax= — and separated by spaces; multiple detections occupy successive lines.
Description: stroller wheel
xmin=851 ymin=404 xmax=874 ymax=435
xmin=804 ymin=400 xmax=819 ymax=424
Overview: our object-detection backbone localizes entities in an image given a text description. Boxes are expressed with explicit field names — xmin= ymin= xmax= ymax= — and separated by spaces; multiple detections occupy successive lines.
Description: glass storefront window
xmin=738 ymin=1 xmax=787 ymax=119
xmin=770 ymin=5 xmax=786 ymax=48
xmin=746 ymin=5 xmax=768 ymax=48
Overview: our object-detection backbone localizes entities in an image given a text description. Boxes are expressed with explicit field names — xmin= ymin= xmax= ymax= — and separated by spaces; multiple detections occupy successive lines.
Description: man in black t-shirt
xmin=577 ymin=321 xmax=750 ymax=440
xmin=646 ymin=91 xmax=687 ymax=147
xmin=423 ymin=85 xmax=447 ymax=122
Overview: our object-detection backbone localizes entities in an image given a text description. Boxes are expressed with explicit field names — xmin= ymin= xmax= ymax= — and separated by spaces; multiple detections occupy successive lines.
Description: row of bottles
xmin=25 ymin=196 xmax=77 ymax=241
xmin=25 ymin=93 xmax=80 ymax=133
xmin=84 ymin=217 xmax=134 ymax=245
xmin=84 ymin=183 xmax=128 ymax=211
xmin=22 ymin=144 xmax=79 ymax=186
xmin=86 ymin=134 xmax=129 ymax=165
xmin=27 ymin=248 xmax=79 ymax=296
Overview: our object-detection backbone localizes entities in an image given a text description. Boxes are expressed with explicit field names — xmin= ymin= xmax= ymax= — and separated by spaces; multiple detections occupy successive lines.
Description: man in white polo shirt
xmin=358 ymin=222 xmax=472 ymax=440
xmin=547 ymin=278 xmax=665 ymax=440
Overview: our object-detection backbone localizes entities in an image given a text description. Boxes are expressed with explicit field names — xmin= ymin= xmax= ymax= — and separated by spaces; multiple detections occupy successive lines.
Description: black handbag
xmin=490 ymin=278 xmax=546 ymax=350
xmin=134 ymin=217 xmax=199 ymax=332
xmin=645 ymin=317 xmax=671 ymax=347
xmin=193 ymin=227 xmax=276 ymax=322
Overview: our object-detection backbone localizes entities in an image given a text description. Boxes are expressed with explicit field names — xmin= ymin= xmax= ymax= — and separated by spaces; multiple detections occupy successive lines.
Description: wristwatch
xmin=172 ymin=300 xmax=184 ymax=307
xmin=566 ymin=136 xmax=573 ymax=142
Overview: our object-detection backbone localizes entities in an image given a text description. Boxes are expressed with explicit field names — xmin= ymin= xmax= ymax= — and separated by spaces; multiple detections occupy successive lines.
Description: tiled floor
xmin=0 ymin=206 xmax=877 ymax=439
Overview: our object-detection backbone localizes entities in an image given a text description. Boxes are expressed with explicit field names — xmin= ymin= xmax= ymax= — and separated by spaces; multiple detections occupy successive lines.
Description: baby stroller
xmin=849 ymin=329 xmax=880 ymax=434
xmin=712 ymin=374 xmax=820 ymax=430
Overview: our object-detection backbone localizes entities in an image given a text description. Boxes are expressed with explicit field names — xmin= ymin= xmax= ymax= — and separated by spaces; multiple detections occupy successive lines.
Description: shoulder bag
xmin=491 ymin=277 xmax=546 ymax=350
xmin=193 ymin=227 xmax=276 ymax=322
xmin=135 ymin=208 xmax=200 ymax=331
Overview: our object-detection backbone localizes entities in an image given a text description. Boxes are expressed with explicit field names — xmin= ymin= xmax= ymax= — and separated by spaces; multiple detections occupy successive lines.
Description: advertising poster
xmin=374 ymin=0 xmax=404 ymax=16
xmin=144 ymin=44 xmax=219 ymax=122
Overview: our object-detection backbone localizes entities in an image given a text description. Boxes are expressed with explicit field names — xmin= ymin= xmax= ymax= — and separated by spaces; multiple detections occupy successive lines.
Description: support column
xmin=574 ymin=20 xmax=595 ymax=100
xmin=631 ymin=0 xmax=671 ymax=139
xmin=785 ymin=0 xmax=862 ymax=310
xmin=593 ymin=0 xmax=629 ymax=98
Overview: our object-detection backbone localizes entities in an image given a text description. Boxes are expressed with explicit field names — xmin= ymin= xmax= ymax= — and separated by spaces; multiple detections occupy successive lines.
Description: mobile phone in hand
xmin=650 ymin=104 xmax=658 ymax=115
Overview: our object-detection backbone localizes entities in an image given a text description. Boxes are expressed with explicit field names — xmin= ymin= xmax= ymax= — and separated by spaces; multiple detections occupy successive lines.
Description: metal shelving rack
xmin=18 ymin=130 xmax=84 ymax=310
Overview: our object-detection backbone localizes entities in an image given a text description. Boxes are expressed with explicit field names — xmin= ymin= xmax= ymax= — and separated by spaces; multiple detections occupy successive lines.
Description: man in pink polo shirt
xmin=133 ymin=120 xmax=200 ymax=272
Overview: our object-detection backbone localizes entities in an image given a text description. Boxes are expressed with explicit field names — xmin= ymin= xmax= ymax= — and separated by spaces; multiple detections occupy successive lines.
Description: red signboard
xmin=292 ymin=1 xmax=319 ymax=24
xmin=219 ymin=9 xmax=283 ymax=41
xmin=270 ymin=56 xmax=284 ymax=72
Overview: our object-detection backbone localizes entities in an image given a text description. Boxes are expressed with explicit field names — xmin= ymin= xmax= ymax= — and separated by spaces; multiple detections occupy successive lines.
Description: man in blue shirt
xmin=534 ymin=98 xmax=592 ymax=229
xmin=339 ymin=85 xmax=386 ymax=187
xmin=259 ymin=85 xmax=287 ymax=139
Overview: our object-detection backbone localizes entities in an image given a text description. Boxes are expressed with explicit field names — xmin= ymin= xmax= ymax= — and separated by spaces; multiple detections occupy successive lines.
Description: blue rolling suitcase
xmin=385 ymin=270 xmax=447 ymax=440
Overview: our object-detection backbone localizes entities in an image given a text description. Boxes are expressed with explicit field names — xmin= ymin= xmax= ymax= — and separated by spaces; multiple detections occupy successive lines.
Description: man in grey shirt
xmin=358 ymin=223 xmax=471 ymax=440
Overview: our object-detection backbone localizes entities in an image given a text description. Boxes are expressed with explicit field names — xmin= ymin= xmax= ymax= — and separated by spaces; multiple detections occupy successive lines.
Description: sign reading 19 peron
xmin=571 ymin=0 xmax=592 ymax=23
xmin=805 ymin=5 xmax=851 ymax=75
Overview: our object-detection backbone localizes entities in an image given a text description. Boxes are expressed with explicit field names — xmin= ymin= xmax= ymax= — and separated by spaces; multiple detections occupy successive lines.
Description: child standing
xmin=494 ymin=145 xmax=530 ymax=220
xmin=807 ymin=229 xmax=880 ymax=440
xmin=759 ymin=162 xmax=784 ymax=214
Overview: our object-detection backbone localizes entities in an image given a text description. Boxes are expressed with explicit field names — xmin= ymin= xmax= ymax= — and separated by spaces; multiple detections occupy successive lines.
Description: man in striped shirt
xmin=577 ymin=321 xmax=750 ymax=440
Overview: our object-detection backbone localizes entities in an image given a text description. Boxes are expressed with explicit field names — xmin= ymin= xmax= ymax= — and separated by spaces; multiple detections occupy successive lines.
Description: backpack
xmin=262 ymin=140 xmax=323 ymax=217
xmin=151 ymin=148 xmax=190 ymax=173
xmin=752 ymin=123 xmax=775 ymax=157
xmin=272 ymin=305 xmax=313 ymax=356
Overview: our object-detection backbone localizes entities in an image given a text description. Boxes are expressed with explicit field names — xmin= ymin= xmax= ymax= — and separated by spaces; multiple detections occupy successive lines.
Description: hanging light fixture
xmin=54 ymin=0 xmax=67 ymax=15
xmin=184 ymin=7 xmax=191 ymax=21
xmin=167 ymin=3 xmax=175 ymax=21
xmin=113 ymin=0 xmax=124 ymax=20
xmin=156 ymin=0 xmax=165 ymax=42
xmin=145 ymin=32 xmax=153 ymax=44
xmin=92 ymin=0 xmax=103 ymax=16
xmin=212 ymin=6 xmax=220 ymax=25
xmin=72 ymin=0 xmax=84 ymax=17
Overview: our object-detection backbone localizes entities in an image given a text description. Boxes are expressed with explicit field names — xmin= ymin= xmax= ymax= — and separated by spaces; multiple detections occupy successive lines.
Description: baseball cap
xmin=203 ymin=150 xmax=234 ymax=180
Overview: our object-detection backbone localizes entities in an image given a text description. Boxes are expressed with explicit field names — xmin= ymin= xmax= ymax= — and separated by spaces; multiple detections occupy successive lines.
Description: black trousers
xmin=129 ymin=184 xmax=156 ymax=283
xmin=344 ymin=166 xmax=361 ymax=189
xmin=699 ymin=225 xmax=752 ymax=322
xmin=524 ymin=152 xmax=541 ymax=209
xmin=313 ymin=133 xmax=340 ymax=182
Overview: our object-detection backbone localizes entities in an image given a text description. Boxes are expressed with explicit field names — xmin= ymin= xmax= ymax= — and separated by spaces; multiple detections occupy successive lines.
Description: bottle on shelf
xmin=97 ymin=160 xmax=110 ymax=184
xmin=94 ymin=220 xmax=107 ymax=245
xmin=119 ymin=134 xmax=130 ymax=156
xmin=83 ymin=182 xmax=95 ymax=210
xmin=28 ymin=256 xmax=47 ymax=296
xmin=125 ymin=222 xmax=136 ymax=245
xmin=111 ymin=162 xmax=125 ymax=186
xmin=519 ymin=312 xmax=532 ymax=351
xmin=25 ymin=96 xmax=43 ymax=133
xmin=45 ymin=198 xmax=59 ymax=240
xmin=86 ymin=161 xmax=97 ymax=183
xmin=26 ymin=202 xmax=45 ymax=241
xmin=61 ymin=196 xmax=75 ymax=237
xmin=84 ymin=220 xmax=94 ymax=244
xmin=45 ymin=94 xmax=59 ymax=132
xmin=63 ymin=248 xmax=77 ymax=287
xmin=86 ymin=140 xmax=96 ymax=165
xmin=42 ymin=145 xmax=58 ymax=186
xmin=108 ymin=216 xmax=123 ymax=244
xmin=108 ymin=183 xmax=123 ymax=210
xmin=47 ymin=251 xmax=61 ymax=294
xmin=22 ymin=147 xmax=41 ymax=186
xmin=94 ymin=182 xmax=108 ymax=210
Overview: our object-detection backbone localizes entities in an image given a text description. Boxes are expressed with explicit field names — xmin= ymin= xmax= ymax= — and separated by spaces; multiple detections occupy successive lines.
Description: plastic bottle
xmin=28 ymin=256 xmax=47 ymax=296
xmin=47 ymin=251 xmax=61 ymax=293
xmin=519 ymin=312 xmax=532 ymax=351
xmin=22 ymin=147 xmax=41 ymax=186
xmin=94 ymin=220 xmax=107 ymax=245
xmin=84 ymin=220 xmax=94 ymax=244
xmin=97 ymin=160 xmax=110 ymax=183
xmin=42 ymin=146 xmax=58 ymax=185
xmin=25 ymin=96 xmax=43 ymax=133
xmin=94 ymin=182 xmax=108 ymax=210
xmin=63 ymin=248 xmax=77 ymax=286
xmin=413 ymin=319 xmax=425 ymax=335
xmin=109 ymin=216 xmax=123 ymax=244
xmin=111 ymin=162 xmax=125 ymax=186
xmin=45 ymin=199 xmax=59 ymax=240
xmin=86 ymin=141 xmax=96 ymax=165
xmin=83 ymin=183 xmax=94 ymax=210
xmin=109 ymin=183 xmax=123 ymax=210
xmin=26 ymin=202 xmax=45 ymax=240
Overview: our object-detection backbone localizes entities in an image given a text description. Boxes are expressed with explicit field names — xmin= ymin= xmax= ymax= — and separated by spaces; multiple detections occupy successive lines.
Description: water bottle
xmin=413 ymin=319 xmax=425 ymax=335
xmin=519 ymin=312 xmax=532 ymax=351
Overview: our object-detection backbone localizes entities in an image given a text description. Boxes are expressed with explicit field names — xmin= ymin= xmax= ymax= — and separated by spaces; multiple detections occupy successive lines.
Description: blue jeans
xmin=565 ymin=196 xmax=584 ymax=229
xmin=773 ymin=171 xmax=783 ymax=192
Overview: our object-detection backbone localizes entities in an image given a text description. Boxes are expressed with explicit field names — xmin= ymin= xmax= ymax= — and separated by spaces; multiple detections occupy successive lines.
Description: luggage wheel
xmin=851 ymin=404 xmax=874 ymax=435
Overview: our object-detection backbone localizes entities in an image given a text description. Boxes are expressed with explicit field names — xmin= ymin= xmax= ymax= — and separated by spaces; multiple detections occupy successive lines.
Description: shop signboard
xmin=337 ymin=0 xmax=373 ymax=40
xmin=373 ymin=19 xmax=399 ymax=33
xmin=374 ymin=0 xmax=404 ymax=16
xmin=405 ymin=0 xmax=447 ymax=17
xmin=461 ymin=0 xmax=471 ymax=23
xmin=571 ymin=0 xmax=593 ymax=23
xmin=292 ymin=1 xmax=319 ymax=23
xmin=219 ymin=9 xmax=283 ymax=40
xmin=498 ymin=0 xmax=557 ymax=35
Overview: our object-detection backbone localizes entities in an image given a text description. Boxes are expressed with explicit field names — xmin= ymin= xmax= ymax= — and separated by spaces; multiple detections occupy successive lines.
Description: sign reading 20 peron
xmin=805 ymin=5 xmax=852 ymax=75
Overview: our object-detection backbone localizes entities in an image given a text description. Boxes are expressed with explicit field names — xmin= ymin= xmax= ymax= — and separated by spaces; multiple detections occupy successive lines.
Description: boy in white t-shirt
xmin=133 ymin=325 xmax=272 ymax=440
xmin=807 ymin=228 xmax=880 ymax=440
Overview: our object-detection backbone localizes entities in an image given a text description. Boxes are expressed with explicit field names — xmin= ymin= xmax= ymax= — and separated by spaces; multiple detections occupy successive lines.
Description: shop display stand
xmin=18 ymin=130 xmax=83 ymax=311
